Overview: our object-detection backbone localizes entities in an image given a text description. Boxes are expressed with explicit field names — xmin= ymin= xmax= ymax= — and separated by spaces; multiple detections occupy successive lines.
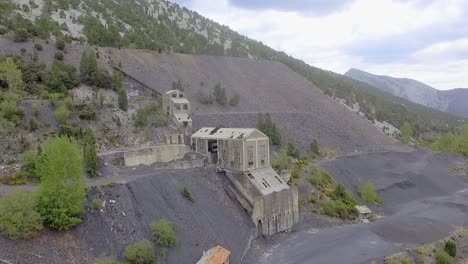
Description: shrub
xmin=182 ymin=186 xmax=194 ymax=202
xmin=56 ymin=38 xmax=65 ymax=50
xmin=92 ymin=198 xmax=102 ymax=210
xmin=417 ymin=248 xmax=424 ymax=254
xmin=34 ymin=43 xmax=43 ymax=51
xmin=150 ymin=219 xmax=177 ymax=247
xmin=198 ymin=88 xmax=213 ymax=104
xmin=444 ymin=240 xmax=456 ymax=257
xmin=63 ymin=96 xmax=74 ymax=110
xmin=271 ymin=150 xmax=289 ymax=170
xmin=32 ymin=101 xmax=42 ymax=116
xmin=134 ymin=103 xmax=166 ymax=128
xmin=54 ymin=105 xmax=70 ymax=124
xmin=54 ymin=52 xmax=64 ymax=61
xmin=20 ymin=150 xmax=39 ymax=181
xmin=48 ymin=93 xmax=63 ymax=106
xmin=0 ymin=190 xmax=43 ymax=239
xmin=435 ymin=250 xmax=453 ymax=264
xmin=108 ymin=182 xmax=115 ymax=187
xmin=13 ymin=28 xmax=28 ymax=42
xmin=229 ymin=92 xmax=240 ymax=106
xmin=213 ymin=82 xmax=227 ymax=105
xmin=29 ymin=117 xmax=39 ymax=131
xmin=359 ymin=181 xmax=380 ymax=204
xmin=319 ymin=199 xmax=357 ymax=220
xmin=36 ymin=137 xmax=85 ymax=231
xmin=309 ymin=165 xmax=333 ymax=189
xmin=309 ymin=139 xmax=319 ymax=157
xmin=84 ymin=128 xmax=97 ymax=177
xmin=287 ymin=140 xmax=301 ymax=159
xmin=118 ymin=88 xmax=128 ymax=111
xmin=160 ymin=248 xmax=168 ymax=259
xmin=400 ymin=121 xmax=413 ymax=144
xmin=78 ymin=103 xmax=98 ymax=120
xmin=124 ymin=239 xmax=156 ymax=264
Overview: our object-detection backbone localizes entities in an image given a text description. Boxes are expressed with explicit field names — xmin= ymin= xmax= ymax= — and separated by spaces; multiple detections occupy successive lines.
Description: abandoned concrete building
xmin=162 ymin=89 xmax=192 ymax=128
xmin=191 ymin=127 xmax=299 ymax=236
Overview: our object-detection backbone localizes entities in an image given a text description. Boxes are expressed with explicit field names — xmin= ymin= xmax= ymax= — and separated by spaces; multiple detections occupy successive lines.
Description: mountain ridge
xmin=345 ymin=68 xmax=468 ymax=118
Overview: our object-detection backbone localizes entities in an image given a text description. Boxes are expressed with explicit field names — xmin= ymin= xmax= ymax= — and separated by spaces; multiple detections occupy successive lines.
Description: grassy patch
xmin=359 ymin=181 xmax=380 ymax=204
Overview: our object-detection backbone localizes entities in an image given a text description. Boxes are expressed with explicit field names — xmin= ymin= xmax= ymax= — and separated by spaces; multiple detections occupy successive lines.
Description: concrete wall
xmin=124 ymin=144 xmax=190 ymax=166
xmin=252 ymin=187 xmax=299 ymax=236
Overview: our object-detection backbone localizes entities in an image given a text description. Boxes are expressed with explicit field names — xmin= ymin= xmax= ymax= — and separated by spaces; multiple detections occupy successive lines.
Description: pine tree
xmin=84 ymin=128 xmax=97 ymax=177
xmin=36 ymin=136 xmax=85 ymax=230
xmin=112 ymin=72 xmax=123 ymax=91
xmin=79 ymin=51 xmax=97 ymax=83
xmin=118 ymin=87 xmax=128 ymax=111
xmin=310 ymin=139 xmax=319 ymax=157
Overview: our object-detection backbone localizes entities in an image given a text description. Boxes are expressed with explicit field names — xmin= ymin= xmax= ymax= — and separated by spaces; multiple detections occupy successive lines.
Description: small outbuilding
xmin=196 ymin=245 xmax=231 ymax=264
xmin=355 ymin=205 xmax=372 ymax=222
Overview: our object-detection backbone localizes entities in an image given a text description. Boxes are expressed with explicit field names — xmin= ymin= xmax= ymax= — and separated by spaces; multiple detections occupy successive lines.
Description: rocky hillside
xmin=345 ymin=68 xmax=468 ymax=118
xmin=1 ymin=0 xmax=466 ymax=133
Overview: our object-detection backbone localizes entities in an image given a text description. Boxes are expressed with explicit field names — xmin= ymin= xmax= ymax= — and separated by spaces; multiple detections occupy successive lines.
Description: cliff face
xmin=345 ymin=68 xmax=468 ymax=118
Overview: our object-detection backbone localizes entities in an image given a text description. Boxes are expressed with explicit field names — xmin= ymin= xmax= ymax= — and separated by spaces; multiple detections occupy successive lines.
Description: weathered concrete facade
xmin=192 ymin=127 xmax=299 ymax=236
xmin=162 ymin=89 xmax=192 ymax=128
xmin=191 ymin=128 xmax=270 ymax=171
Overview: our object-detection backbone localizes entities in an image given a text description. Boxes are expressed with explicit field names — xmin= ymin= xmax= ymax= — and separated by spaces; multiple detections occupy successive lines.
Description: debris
xmin=109 ymin=199 xmax=116 ymax=204
xmin=0 ymin=259 xmax=14 ymax=264
xmin=122 ymin=211 xmax=126 ymax=217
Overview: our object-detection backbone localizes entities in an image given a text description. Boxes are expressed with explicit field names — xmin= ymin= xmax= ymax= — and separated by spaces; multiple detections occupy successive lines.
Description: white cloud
xmin=182 ymin=0 xmax=468 ymax=90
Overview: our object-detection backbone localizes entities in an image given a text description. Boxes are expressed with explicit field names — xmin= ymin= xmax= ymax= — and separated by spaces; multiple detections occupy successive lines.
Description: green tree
xmin=13 ymin=28 xmax=28 ymax=42
xmin=80 ymin=51 xmax=97 ymax=83
xmin=56 ymin=38 xmax=65 ymax=50
xmin=84 ymin=128 xmax=97 ymax=177
xmin=0 ymin=57 xmax=23 ymax=93
xmin=400 ymin=121 xmax=413 ymax=144
xmin=0 ymin=190 xmax=43 ymax=239
xmin=54 ymin=105 xmax=69 ymax=125
xmin=229 ymin=91 xmax=240 ymax=106
xmin=36 ymin=136 xmax=85 ymax=230
xmin=112 ymin=72 xmax=123 ymax=91
xmin=444 ymin=240 xmax=457 ymax=257
xmin=257 ymin=113 xmax=281 ymax=146
xmin=271 ymin=149 xmax=289 ymax=171
xmin=150 ymin=219 xmax=177 ymax=247
xmin=359 ymin=181 xmax=379 ymax=204
xmin=213 ymin=82 xmax=227 ymax=105
xmin=118 ymin=88 xmax=128 ymax=111
xmin=287 ymin=140 xmax=300 ymax=159
xmin=432 ymin=132 xmax=458 ymax=152
xmin=124 ymin=239 xmax=156 ymax=264
xmin=172 ymin=79 xmax=183 ymax=91
xmin=309 ymin=139 xmax=319 ymax=157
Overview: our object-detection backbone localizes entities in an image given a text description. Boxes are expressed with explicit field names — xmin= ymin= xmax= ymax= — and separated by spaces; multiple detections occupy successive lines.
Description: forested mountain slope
xmin=0 ymin=0 xmax=466 ymax=133
xmin=346 ymin=68 xmax=468 ymax=118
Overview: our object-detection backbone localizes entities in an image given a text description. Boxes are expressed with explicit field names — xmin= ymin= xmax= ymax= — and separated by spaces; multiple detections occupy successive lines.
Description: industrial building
xmin=162 ymin=89 xmax=192 ymax=128
xmin=191 ymin=127 xmax=299 ymax=236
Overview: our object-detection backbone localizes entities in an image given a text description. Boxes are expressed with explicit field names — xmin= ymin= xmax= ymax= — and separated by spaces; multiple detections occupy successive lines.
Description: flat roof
xmin=170 ymin=97 xmax=190 ymax=104
xmin=174 ymin=113 xmax=192 ymax=122
xmin=165 ymin=89 xmax=183 ymax=94
xmin=196 ymin=246 xmax=231 ymax=264
xmin=192 ymin=127 xmax=264 ymax=140
xmin=247 ymin=167 xmax=289 ymax=195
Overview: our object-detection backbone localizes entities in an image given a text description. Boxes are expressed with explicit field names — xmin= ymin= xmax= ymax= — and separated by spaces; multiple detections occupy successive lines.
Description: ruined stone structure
xmin=122 ymin=144 xmax=190 ymax=166
xmin=162 ymin=89 xmax=192 ymax=128
xmin=191 ymin=127 xmax=299 ymax=236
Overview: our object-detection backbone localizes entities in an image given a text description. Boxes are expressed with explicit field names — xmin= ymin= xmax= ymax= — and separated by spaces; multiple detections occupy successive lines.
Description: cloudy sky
xmin=171 ymin=0 xmax=468 ymax=90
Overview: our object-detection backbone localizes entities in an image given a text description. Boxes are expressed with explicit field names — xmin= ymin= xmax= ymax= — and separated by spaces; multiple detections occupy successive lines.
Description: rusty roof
xmin=196 ymin=246 xmax=231 ymax=264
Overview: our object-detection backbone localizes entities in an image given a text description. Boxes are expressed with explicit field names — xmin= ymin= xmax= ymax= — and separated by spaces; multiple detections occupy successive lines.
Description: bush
xmin=78 ymin=103 xmax=98 ymax=120
xmin=0 ymin=171 xmax=25 ymax=186
xmin=48 ymin=93 xmax=63 ymax=106
xmin=359 ymin=181 xmax=380 ymax=204
xmin=54 ymin=105 xmax=69 ymax=124
xmin=0 ymin=191 xmax=43 ymax=239
xmin=309 ymin=165 xmax=333 ymax=189
xmin=271 ymin=150 xmax=289 ymax=171
xmin=435 ymin=250 xmax=453 ymax=264
xmin=229 ymin=92 xmax=240 ymax=106
xmin=54 ymin=52 xmax=64 ymax=61
xmin=287 ymin=140 xmax=300 ymax=159
xmin=13 ymin=28 xmax=28 ymax=42
xmin=34 ymin=43 xmax=43 ymax=51
xmin=150 ymin=219 xmax=177 ymax=247
xmin=20 ymin=150 xmax=39 ymax=181
xmin=92 ymin=198 xmax=102 ymax=210
xmin=134 ymin=103 xmax=166 ymax=128
xmin=319 ymin=199 xmax=357 ymax=220
xmin=118 ymin=88 xmax=128 ymax=111
xmin=182 ymin=186 xmax=194 ymax=202
xmin=36 ymin=137 xmax=85 ymax=231
xmin=309 ymin=139 xmax=319 ymax=157
xmin=213 ymin=83 xmax=227 ymax=105
xmin=56 ymin=38 xmax=65 ymax=50
xmin=198 ymin=88 xmax=213 ymax=104
xmin=444 ymin=240 xmax=456 ymax=257
xmin=84 ymin=128 xmax=97 ymax=177
xmin=124 ymin=239 xmax=156 ymax=264
xmin=32 ymin=101 xmax=42 ymax=116
xmin=29 ymin=117 xmax=39 ymax=131
xmin=400 ymin=121 xmax=413 ymax=144
xmin=63 ymin=96 xmax=74 ymax=110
